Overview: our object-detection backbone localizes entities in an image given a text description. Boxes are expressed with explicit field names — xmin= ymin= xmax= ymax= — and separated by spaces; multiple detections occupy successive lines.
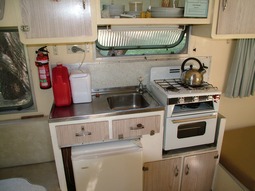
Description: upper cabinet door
xmin=15 ymin=0 xmax=97 ymax=44
xmin=209 ymin=0 xmax=255 ymax=39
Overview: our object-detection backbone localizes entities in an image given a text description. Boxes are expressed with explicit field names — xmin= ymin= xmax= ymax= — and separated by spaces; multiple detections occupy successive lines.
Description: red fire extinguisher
xmin=35 ymin=46 xmax=51 ymax=89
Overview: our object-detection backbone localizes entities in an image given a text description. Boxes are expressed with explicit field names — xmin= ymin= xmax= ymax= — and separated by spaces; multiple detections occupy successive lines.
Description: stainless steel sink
xmin=107 ymin=93 xmax=149 ymax=110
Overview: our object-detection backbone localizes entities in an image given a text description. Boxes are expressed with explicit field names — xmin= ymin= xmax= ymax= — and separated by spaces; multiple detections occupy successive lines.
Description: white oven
xmin=164 ymin=112 xmax=218 ymax=150
xmin=149 ymin=60 xmax=221 ymax=152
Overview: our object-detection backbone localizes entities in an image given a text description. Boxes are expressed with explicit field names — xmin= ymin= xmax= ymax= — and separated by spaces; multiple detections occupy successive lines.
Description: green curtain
xmin=225 ymin=39 xmax=255 ymax=98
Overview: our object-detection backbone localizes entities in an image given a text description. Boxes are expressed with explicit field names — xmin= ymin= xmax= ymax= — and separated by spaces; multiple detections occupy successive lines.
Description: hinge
xmin=20 ymin=25 xmax=30 ymax=32
xmin=118 ymin=134 xmax=124 ymax=139
xmin=214 ymin=155 xmax=219 ymax=159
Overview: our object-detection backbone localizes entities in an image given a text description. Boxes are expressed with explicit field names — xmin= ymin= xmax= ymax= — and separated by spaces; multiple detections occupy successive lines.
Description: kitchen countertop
xmin=49 ymin=86 xmax=164 ymax=123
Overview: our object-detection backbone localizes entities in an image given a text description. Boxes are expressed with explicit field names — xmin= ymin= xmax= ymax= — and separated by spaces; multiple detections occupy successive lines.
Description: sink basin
xmin=107 ymin=93 xmax=149 ymax=110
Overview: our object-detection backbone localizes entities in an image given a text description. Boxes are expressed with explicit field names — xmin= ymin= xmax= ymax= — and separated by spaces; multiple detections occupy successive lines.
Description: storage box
xmin=70 ymin=69 xmax=92 ymax=104
xmin=184 ymin=0 xmax=208 ymax=18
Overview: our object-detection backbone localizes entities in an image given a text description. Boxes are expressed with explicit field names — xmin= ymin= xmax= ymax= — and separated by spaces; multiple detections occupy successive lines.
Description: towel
xmin=0 ymin=178 xmax=46 ymax=191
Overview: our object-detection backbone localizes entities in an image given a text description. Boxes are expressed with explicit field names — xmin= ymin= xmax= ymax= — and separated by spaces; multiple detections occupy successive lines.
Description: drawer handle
xmin=75 ymin=127 xmax=92 ymax=137
xmin=130 ymin=123 xmax=144 ymax=130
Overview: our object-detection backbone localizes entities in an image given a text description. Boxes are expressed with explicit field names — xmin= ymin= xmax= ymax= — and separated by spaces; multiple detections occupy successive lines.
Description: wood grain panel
xmin=112 ymin=115 xmax=160 ymax=139
xmin=181 ymin=151 xmax=218 ymax=191
xmin=20 ymin=0 xmax=92 ymax=38
xmin=143 ymin=158 xmax=181 ymax=191
xmin=217 ymin=0 xmax=255 ymax=34
xmin=56 ymin=121 xmax=109 ymax=147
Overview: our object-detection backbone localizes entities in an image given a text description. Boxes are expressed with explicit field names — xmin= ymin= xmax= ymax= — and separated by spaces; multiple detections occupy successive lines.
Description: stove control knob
xmin=192 ymin=96 xmax=199 ymax=102
xmin=207 ymin=95 xmax=213 ymax=101
xmin=178 ymin=97 xmax=185 ymax=104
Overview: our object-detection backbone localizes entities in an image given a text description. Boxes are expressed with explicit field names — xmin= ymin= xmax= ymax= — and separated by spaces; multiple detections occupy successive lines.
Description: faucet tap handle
xmin=138 ymin=76 xmax=144 ymax=94
xmin=138 ymin=76 xmax=144 ymax=83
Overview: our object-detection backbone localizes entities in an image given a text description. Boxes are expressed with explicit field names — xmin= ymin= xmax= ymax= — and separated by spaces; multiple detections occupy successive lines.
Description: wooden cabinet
xmin=96 ymin=0 xmax=213 ymax=26
xmin=112 ymin=115 xmax=160 ymax=140
xmin=143 ymin=157 xmax=181 ymax=191
xmin=49 ymin=111 xmax=164 ymax=191
xmin=211 ymin=0 xmax=255 ymax=39
xmin=180 ymin=151 xmax=218 ymax=191
xmin=143 ymin=151 xmax=218 ymax=191
xmin=14 ymin=0 xmax=97 ymax=44
xmin=56 ymin=121 xmax=109 ymax=147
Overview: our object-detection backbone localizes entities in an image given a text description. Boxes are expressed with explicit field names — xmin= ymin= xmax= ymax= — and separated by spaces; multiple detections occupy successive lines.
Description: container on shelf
xmin=129 ymin=1 xmax=143 ymax=12
xmin=70 ymin=69 xmax=92 ymax=104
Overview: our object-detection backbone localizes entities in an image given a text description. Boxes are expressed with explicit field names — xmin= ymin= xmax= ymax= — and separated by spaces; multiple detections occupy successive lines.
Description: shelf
xmin=96 ymin=0 xmax=213 ymax=26
xmin=97 ymin=17 xmax=211 ymax=26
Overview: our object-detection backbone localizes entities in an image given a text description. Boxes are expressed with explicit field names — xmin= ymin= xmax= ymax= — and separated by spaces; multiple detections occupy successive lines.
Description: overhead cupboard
xmin=193 ymin=0 xmax=255 ymax=39
xmin=13 ymin=0 xmax=97 ymax=44
xmin=212 ymin=0 xmax=255 ymax=39
xmin=97 ymin=0 xmax=213 ymax=25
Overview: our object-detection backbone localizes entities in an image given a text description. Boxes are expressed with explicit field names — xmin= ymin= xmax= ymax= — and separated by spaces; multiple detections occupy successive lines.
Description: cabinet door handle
xmin=75 ymin=127 xmax=92 ymax=137
xmin=130 ymin=123 xmax=144 ymax=130
xmin=185 ymin=164 xmax=190 ymax=175
xmin=222 ymin=0 xmax=228 ymax=11
xmin=174 ymin=166 xmax=179 ymax=177
xmin=82 ymin=0 xmax=86 ymax=9
xmin=143 ymin=166 xmax=149 ymax=171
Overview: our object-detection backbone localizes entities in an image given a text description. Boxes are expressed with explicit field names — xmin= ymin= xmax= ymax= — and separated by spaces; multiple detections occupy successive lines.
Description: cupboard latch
xmin=21 ymin=25 xmax=30 ymax=32
xmin=142 ymin=166 xmax=149 ymax=171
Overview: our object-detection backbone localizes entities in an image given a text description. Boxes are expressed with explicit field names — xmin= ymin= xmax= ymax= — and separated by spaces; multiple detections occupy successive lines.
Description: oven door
xmin=163 ymin=112 xmax=218 ymax=151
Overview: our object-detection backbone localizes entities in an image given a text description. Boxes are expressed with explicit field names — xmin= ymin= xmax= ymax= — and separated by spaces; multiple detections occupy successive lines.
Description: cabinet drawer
xmin=112 ymin=115 xmax=160 ymax=139
xmin=56 ymin=121 xmax=109 ymax=147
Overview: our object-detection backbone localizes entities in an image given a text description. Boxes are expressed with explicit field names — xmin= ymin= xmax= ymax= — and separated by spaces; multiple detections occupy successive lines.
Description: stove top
xmin=150 ymin=64 xmax=221 ymax=101
xmin=154 ymin=79 xmax=218 ymax=92
xmin=151 ymin=79 xmax=220 ymax=98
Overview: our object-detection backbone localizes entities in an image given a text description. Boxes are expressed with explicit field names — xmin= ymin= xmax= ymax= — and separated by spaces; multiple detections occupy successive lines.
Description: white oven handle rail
xmin=172 ymin=114 xmax=217 ymax=124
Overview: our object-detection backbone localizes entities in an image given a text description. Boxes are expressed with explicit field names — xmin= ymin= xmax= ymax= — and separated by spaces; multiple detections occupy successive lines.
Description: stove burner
xmin=154 ymin=79 xmax=180 ymax=92
xmin=166 ymin=86 xmax=179 ymax=92
xmin=154 ymin=79 xmax=218 ymax=92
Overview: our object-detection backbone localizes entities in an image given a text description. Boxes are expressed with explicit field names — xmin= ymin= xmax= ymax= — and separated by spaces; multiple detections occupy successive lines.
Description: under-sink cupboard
xmin=49 ymin=111 xmax=164 ymax=191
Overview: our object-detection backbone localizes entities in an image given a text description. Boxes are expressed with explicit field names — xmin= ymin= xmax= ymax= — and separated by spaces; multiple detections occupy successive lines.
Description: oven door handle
xmin=172 ymin=114 xmax=217 ymax=124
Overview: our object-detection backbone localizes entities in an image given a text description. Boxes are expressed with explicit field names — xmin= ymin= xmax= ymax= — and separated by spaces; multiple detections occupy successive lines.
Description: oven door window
xmin=177 ymin=122 xmax=206 ymax=139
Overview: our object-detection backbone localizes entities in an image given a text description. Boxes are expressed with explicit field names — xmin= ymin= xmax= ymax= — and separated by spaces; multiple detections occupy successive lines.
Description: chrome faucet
xmin=137 ymin=77 xmax=144 ymax=94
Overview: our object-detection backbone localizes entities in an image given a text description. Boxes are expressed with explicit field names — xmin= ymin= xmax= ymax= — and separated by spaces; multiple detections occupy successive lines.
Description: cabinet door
xmin=56 ymin=121 xmax=109 ymax=147
xmin=217 ymin=0 xmax=255 ymax=35
xmin=181 ymin=151 xmax=218 ymax=191
xmin=112 ymin=115 xmax=160 ymax=140
xmin=143 ymin=158 xmax=181 ymax=191
xmin=16 ymin=0 xmax=97 ymax=44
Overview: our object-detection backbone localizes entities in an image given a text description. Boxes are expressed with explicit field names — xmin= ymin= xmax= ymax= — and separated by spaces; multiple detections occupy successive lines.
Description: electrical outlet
xmin=67 ymin=45 xmax=86 ymax=54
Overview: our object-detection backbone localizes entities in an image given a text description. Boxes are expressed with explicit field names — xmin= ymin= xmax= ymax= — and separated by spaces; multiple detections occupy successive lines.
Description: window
xmin=0 ymin=28 xmax=35 ymax=113
xmin=96 ymin=25 xmax=189 ymax=58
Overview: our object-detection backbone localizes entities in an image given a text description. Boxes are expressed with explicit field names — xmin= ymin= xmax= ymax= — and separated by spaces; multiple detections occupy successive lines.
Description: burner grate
xmin=154 ymin=79 xmax=218 ymax=92
xmin=154 ymin=79 xmax=180 ymax=92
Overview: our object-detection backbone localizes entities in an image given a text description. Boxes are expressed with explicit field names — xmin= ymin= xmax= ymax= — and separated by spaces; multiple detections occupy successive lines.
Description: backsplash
xmin=65 ymin=56 xmax=211 ymax=89
xmin=89 ymin=57 xmax=211 ymax=89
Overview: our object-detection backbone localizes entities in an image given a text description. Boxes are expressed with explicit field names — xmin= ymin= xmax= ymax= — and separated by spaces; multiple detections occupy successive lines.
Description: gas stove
xmin=149 ymin=61 xmax=221 ymax=151
xmin=149 ymin=65 xmax=221 ymax=105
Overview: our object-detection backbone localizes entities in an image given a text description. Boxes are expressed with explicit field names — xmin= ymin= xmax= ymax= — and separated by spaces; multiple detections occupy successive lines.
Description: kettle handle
xmin=181 ymin=57 xmax=203 ymax=72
